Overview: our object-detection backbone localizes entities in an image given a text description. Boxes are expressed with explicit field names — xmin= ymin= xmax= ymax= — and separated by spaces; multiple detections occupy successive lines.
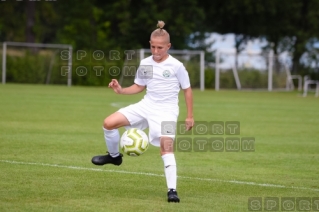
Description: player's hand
xmin=185 ymin=117 xmax=194 ymax=131
xmin=108 ymin=79 xmax=123 ymax=94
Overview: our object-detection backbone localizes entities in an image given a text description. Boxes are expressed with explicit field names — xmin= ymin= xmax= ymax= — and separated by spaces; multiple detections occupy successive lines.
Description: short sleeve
xmin=176 ymin=64 xmax=191 ymax=89
xmin=134 ymin=65 xmax=147 ymax=86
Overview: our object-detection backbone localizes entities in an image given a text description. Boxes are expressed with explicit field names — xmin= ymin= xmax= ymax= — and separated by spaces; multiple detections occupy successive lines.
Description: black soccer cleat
xmin=167 ymin=189 xmax=180 ymax=203
xmin=91 ymin=152 xmax=123 ymax=166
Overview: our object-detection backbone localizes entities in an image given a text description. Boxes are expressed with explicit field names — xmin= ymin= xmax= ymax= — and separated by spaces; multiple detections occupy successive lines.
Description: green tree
xmin=0 ymin=1 xmax=25 ymax=42
xmin=198 ymin=0 xmax=319 ymax=74
xmin=0 ymin=1 xmax=60 ymax=44
xmin=288 ymin=0 xmax=319 ymax=73
xmin=93 ymin=0 xmax=204 ymax=50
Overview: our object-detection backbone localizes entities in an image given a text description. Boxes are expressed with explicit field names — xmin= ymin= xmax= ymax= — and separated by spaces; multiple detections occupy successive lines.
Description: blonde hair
xmin=150 ymin=20 xmax=170 ymax=42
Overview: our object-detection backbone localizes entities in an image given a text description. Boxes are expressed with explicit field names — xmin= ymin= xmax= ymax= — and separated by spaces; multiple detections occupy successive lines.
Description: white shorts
xmin=118 ymin=100 xmax=179 ymax=147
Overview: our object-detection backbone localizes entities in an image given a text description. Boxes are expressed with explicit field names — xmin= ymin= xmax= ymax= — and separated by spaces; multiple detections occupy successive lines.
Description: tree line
xmin=1 ymin=0 xmax=319 ymax=74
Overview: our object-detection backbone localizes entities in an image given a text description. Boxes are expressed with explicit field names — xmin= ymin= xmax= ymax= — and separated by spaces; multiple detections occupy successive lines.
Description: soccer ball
xmin=120 ymin=128 xmax=149 ymax=156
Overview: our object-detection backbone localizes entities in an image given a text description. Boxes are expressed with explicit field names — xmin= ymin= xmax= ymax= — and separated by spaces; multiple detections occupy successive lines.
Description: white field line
xmin=1 ymin=160 xmax=318 ymax=192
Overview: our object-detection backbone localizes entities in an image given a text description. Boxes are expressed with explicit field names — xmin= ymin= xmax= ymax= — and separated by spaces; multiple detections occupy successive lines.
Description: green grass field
xmin=0 ymin=84 xmax=318 ymax=212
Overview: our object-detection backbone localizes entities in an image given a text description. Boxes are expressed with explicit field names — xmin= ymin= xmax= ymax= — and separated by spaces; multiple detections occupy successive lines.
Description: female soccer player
xmin=91 ymin=20 xmax=194 ymax=203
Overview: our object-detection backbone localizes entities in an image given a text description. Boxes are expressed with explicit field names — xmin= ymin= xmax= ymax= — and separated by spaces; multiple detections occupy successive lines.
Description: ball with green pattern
xmin=120 ymin=128 xmax=149 ymax=156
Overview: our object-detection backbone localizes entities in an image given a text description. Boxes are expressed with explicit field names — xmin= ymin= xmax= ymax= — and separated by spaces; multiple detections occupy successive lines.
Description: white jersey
xmin=134 ymin=55 xmax=190 ymax=109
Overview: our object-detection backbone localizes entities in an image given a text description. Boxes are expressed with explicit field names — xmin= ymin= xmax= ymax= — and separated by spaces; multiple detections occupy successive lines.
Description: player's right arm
xmin=108 ymin=79 xmax=145 ymax=94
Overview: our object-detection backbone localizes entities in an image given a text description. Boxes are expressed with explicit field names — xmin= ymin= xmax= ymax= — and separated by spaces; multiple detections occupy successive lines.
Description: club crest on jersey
xmin=162 ymin=70 xmax=171 ymax=78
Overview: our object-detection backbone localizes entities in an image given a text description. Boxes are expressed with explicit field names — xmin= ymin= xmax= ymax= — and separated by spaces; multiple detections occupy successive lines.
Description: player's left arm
xmin=183 ymin=87 xmax=194 ymax=131
xmin=176 ymin=63 xmax=194 ymax=131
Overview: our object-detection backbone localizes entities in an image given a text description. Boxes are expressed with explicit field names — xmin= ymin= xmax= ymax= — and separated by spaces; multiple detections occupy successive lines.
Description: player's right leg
xmin=91 ymin=112 xmax=130 ymax=166
xmin=103 ymin=112 xmax=130 ymax=130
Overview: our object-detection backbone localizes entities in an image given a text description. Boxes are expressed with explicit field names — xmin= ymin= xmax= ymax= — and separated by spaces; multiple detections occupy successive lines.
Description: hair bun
xmin=157 ymin=20 xmax=165 ymax=29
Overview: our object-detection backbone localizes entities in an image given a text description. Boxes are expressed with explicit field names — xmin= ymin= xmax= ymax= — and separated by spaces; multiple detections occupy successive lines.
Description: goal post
xmin=120 ymin=49 xmax=205 ymax=91
xmin=215 ymin=48 xmax=289 ymax=91
xmin=1 ymin=41 xmax=73 ymax=86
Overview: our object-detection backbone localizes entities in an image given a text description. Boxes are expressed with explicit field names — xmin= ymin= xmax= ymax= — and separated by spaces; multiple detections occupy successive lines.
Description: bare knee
xmin=160 ymin=137 xmax=174 ymax=155
xmin=103 ymin=118 xmax=115 ymax=130
xmin=103 ymin=112 xmax=130 ymax=130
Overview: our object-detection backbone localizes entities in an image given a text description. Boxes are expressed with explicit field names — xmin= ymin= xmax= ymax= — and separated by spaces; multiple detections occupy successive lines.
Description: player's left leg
xmin=147 ymin=109 xmax=179 ymax=202
xmin=160 ymin=136 xmax=180 ymax=203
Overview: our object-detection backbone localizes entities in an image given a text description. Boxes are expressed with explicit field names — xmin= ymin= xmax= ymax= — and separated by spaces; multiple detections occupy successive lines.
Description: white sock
xmin=162 ymin=153 xmax=177 ymax=190
xmin=103 ymin=127 xmax=120 ymax=157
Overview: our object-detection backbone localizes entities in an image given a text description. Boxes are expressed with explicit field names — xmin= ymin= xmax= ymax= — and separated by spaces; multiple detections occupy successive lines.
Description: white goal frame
xmin=139 ymin=49 xmax=205 ymax=91
xmin=215 ymin=48 xmax=275 ymax=91
xmin=2 ymin=42 xmax=73 ymax=86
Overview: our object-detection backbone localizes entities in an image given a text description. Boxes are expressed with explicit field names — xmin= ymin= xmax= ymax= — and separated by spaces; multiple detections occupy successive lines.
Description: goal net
xmin=215 ymin=48 xmax=292 ymax=91
xmin=119 ymin=49 xmax=205 ymax=90
xmin=1 ymin=42 xmax=72 ymax=86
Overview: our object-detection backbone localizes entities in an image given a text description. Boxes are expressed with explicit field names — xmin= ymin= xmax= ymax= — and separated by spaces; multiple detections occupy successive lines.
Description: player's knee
xmin=161 ymin=146 xmax=174 ymax=154
xmin=103 ymin=118 xmax=115 ymax=130
xmin=160 ymin=137 xmax=174 ymax=154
